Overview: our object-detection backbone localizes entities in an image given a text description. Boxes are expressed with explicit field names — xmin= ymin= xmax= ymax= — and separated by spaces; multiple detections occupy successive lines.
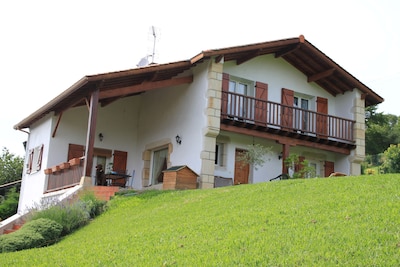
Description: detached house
xmin=14 ymin=35 xmax=383 ymax=213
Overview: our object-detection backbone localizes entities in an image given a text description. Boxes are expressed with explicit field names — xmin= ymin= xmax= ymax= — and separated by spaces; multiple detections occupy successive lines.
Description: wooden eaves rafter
xmin=99 ymin=75 xmax=193 ymax=99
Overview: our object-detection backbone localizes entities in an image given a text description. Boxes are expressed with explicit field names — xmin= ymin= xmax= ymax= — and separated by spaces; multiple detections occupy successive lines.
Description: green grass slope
xmin=1 ymin=174 xmax=400 ymax=266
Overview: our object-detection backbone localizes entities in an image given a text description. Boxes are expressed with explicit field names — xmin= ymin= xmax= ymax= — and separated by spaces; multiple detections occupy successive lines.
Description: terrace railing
xmin=222 ymin=91 xmax=355 ymax=143
xmin=44 ymin=157 xmax=84 ymax=192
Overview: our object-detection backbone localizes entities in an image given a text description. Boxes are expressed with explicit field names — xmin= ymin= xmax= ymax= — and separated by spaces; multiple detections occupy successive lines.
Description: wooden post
xmin=281 ymin=143 xmax=290 ymax=174
xmin=83 ymin=89 xmax=99 ymax=177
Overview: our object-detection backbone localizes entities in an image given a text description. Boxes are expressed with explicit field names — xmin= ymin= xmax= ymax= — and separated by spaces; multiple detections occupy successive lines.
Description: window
xmin=215 ymin=143 xmax=224 ymax=166
xmin=227 ymin=76 xmax=254 ymax=119
xmin=293 ymin=94 xmax=314 ymax=132
xmin=150 ymin=147 xmax=168 ymax=185
xmin=26 ymin=144 xmax=44 ymax=174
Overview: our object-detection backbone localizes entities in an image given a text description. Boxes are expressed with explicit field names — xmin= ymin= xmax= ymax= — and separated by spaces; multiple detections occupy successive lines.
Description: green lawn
xmin=1 ymin=174 xmax=400 ymax=266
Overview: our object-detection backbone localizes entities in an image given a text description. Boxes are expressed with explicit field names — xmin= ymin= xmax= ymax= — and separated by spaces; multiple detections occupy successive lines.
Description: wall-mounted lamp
xmin=99 ymin=133 xmax=104 ymax=142
xmin=278 ymin=152 xmax=283 ymax=160
xmin=175 ymin=135 xmax=182 ymax=145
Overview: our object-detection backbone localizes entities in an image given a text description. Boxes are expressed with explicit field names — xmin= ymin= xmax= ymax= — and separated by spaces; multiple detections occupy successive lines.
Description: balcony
xmin=221 ymin=91 xmax=355 ymax=145
xmin=44 ymin=157 xmax=84 ymax=193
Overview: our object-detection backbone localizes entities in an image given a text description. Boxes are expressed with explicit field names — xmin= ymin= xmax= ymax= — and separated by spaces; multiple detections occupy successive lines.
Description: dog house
xmin=162 ymin=165 xmax=198 ymax=190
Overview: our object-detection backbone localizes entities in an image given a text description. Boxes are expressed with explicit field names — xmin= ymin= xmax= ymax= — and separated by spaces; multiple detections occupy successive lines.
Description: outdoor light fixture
xmin=99 ymin=133 xmax=104 ymax=142
xmin=175 ymin=135 xmax=182 ymax=145
xmin=278 ymin=152 xmax=283 ymax=160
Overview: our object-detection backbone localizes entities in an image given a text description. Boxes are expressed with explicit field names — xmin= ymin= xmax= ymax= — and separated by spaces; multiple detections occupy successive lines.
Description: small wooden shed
xmin=162 ymin=165 xmax=199 ymax=190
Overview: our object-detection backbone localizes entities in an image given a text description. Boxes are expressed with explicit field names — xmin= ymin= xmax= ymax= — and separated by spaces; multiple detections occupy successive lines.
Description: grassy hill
xmin=1 ymin=174 xmax=400 ymax=266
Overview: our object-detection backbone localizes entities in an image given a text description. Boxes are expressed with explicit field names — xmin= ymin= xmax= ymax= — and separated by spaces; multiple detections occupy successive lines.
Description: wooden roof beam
xmin=308 ymin=68 xmax=336 ymax=83
xmin=275 ymin=44 xmax=301 ymax=58
xmin=99 ymin=75 xmax=193 ymax=99
xmin=236 ymin=50 xmax=260 ymax=65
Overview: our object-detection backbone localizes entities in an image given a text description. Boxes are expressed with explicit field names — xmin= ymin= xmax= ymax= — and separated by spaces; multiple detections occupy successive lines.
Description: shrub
xmin=29 ymin=203 xmax=90 ymax=236
xmin=0 ymin=218 xmax=62 ymax=253
xmin=23 ymin=218 xmax=63 ymax=244
xmin=29 ymin=191 xmax=107 ymax=236
xmin=79 ymin=191 xmax=107 ymax=218
xmin=381 ymin=144 xmax=400 ymax=173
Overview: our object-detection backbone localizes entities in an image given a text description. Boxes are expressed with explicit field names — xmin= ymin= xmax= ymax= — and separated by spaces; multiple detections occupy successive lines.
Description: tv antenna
xmin=136 ymin=26 xmax=160 ymax=67
xmin=151 ymin=26 xmax=157 ymax=63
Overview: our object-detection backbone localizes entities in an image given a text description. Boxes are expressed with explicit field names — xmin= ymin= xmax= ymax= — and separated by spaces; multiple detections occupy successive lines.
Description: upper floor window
xmin=227 ymin=76 xmax=255 ymax=119
xmin=27 ymin=144 xmax=44 ymax=174
xmin=228 ymin=76 xmax=254 ymax=96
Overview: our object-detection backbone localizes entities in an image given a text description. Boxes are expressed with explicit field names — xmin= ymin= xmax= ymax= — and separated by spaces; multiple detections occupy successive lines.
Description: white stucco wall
xmin=223 ymin=54 xmax=341 ymax=117
xmin=137 ymin=64 xmax=208 ymax=179
xmin=18 ymin=115 xmax=53 ymax=212
xmin=215 ymin=131 xmax=282 ymax=184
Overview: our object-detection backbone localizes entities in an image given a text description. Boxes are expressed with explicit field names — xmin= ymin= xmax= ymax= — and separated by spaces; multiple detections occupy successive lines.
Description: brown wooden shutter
xmin=36 ymin=144 xmax=44 ymax=172
xmin=317 ymin=97 xmax=328 ymax=137
xmin=68 ymin=144 xmax=85 ymax=161
xmin=221 ymin=73 xmax=230 ymax=119
xmin=281 ymin=88 xmax=294 ymax=130
xmin=113 ymin=150 xmax=128 ymax=174
xmin=255 ymin=81 xmax=268 ymax=125
xmin=26 ymin=148 xmax=34 ymax=174
xmin=324 ymin=161 xmax=334 ymax=177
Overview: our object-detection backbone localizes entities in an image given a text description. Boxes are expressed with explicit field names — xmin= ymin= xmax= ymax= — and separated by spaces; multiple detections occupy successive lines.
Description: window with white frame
xmin=228 ymin=76 xmax=255 ymax=119
xmin=293 ymin=93 xmax=314 ymax=131
xmin=215 ymin=142 xmax=224 ymax=166
xmin=150 ymin=147 xmax=168 ymax=185
xmin=26 ymin=144 xmax=44 ymax=174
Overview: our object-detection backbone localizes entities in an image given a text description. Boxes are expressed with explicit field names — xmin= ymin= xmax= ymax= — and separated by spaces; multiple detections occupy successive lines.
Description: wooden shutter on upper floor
xmin=221 ymin=73 xmax=230 ymax=119
xmin=113 ymin=150 xmax=128 ymax=174
xmin=255 ymin=81 xmax=268 ymax=125
xmin=281 ymin=88 xmax=294 ymax=130
xmin=316 ymin=97 xmax=328 ymax=137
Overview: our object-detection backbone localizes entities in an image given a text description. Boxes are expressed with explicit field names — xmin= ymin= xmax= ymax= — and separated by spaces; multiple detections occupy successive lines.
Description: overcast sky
xmin=1 ymin=0 xmax=399 ymax=156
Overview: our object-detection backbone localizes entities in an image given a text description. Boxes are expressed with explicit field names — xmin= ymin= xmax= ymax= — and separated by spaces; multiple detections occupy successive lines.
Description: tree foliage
xmin=365 ymin=106 xmax=400 ymax=155
xmin=0 ymin=147 xmax=24 ymax=186
xmin=381 ymin=144 xmax=400 ymax=173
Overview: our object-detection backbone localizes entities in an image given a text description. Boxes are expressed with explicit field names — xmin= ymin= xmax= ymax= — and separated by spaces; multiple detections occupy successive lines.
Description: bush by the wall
xmin=79 ymin=191 xmax=107 ymax=218
xmin=0 ymin=218 xmax=62 ymax=253
xmin=30 ymin=203 xmax=90 ymax=236
xmin=29 ymin=191 xmax=107 ymax=236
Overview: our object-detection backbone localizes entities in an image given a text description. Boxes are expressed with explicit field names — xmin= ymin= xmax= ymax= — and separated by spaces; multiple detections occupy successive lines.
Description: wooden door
xmin=67 ymin=144 xmax=85 ymax=161
xmin=281 ymin=88 xmax=294 ymax=130
xmin=317 ymin=97 xmax=328 ymax=137
xmin=113 ymin=150 xmax=128 ymax=174
xmin=234 ymin=149 xmax=249 ymax=185
xmin=324 ymin=161 xmax=334 ymax=177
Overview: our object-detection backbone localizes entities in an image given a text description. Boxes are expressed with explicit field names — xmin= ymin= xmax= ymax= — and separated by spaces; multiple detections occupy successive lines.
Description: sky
xmin=1 ymin=0 xmax=399 ymax=157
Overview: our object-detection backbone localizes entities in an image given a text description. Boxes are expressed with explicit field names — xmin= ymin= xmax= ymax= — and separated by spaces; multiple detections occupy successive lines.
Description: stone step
xmin=90 ymin=186 xmax=120 ymax=201
xmin=3 ymin=222 xmax=24 ymax=234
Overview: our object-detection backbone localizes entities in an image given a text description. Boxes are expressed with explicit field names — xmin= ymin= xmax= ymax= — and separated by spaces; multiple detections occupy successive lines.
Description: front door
xmin=234 ymin=149 xmax=249 ymax=185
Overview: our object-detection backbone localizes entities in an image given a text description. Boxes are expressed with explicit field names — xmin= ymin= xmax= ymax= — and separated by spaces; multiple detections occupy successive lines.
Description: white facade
xmin=16 ymin=37 xmax=380 ymax=214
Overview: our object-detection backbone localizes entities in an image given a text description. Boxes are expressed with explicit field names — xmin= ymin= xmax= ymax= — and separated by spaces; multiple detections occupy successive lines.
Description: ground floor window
xmin=151 ymin=147 xmax=168 ymax=185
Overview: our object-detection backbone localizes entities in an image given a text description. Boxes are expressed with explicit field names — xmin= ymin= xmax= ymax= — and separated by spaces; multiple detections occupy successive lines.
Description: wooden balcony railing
xmin=221 ymin=92 xmax=355 ymax=143
xmin=44 ymin=157 xmax=84 ymax=192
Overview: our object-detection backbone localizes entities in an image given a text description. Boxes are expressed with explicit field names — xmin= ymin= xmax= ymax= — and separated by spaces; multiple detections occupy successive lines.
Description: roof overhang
xmin=14 ymin=35 xmax=383 ymax=130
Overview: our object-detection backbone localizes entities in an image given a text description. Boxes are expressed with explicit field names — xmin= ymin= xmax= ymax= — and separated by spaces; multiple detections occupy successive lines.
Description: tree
xmin=365 ymin=106 xmax=400 ymax=155
xmin=381 ymin=144 xmax=400 ymax=173
xmin=0 ymin=187 xmax=19 ymax=220
xmin=0 ymin=147 xmax=24 ymax=187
